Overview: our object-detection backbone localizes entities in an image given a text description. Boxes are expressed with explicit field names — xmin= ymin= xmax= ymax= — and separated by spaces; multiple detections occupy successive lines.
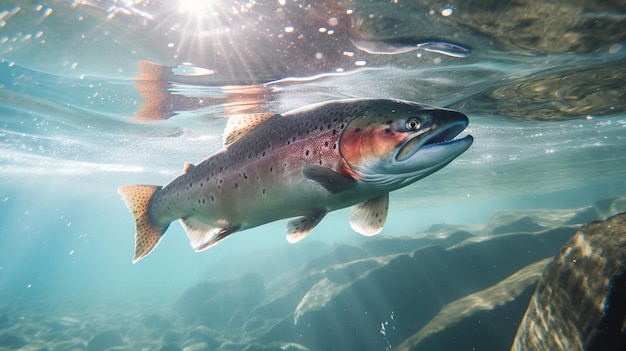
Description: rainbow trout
xmin=119 ymin=99 xmax=473 ymax=262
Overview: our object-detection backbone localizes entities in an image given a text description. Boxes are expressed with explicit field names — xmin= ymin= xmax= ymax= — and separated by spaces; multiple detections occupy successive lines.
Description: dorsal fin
xmin=223 ymin=113 xmax=277 ymax=146
xmin=182 ymin=162 xmax=195 ymax=173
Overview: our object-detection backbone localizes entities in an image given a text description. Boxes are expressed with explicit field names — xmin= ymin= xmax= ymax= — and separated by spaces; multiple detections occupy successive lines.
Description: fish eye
xmin=405 ymin=118 xmax=420 ymax=131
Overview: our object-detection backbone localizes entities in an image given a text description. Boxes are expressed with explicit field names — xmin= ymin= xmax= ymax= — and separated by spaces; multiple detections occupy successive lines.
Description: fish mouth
xmin=396 ymin=115 xmax=472 ymax=162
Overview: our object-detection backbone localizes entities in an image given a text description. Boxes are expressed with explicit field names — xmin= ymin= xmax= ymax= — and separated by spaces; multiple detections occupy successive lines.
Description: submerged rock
xmin=396 ymin=258 xmax=551 ymax=351
xmin=290 ymin=226 xmax=577 ymax=351
xmin=175 ymin=272 xmax=265 ymax=327
xmin=0 ymin=332 xmax=26 ymax=349
xmin=512 ymin=212 xmax=626 ymax=351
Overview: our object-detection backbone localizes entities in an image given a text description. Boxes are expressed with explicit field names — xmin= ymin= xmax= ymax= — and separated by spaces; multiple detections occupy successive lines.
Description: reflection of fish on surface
xmin=133 ymin=60 xmax=272 ymax=121
xmin=130 ymin=1 xmax=472 ymax=120
xmin=119 ymin=99 xmax=473 ymax=262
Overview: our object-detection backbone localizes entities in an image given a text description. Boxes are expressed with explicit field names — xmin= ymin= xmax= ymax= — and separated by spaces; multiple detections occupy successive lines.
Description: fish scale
xmin=119 ymin=98 xmax=472 ymax=262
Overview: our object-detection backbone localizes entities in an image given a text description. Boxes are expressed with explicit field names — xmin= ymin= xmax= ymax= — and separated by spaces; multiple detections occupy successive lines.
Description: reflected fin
xmin=351 ymin=38 xmax=419 ymax=55
xmin=223 ymin=113 xmax=277 ymax=146
xmin=350 ymin=193 xmax=389 ymax=236
xmin=416 ymin=42 xmax=472 ymax=58
xmin=352 ymin=39 xmax=472 ymax=58
xmin=287 ymin=211 xmax=327 ymax=243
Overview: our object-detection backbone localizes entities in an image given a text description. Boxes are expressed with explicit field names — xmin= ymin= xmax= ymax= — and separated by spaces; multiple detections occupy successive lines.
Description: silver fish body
xmin=119 ymin=99 xmax=473 ymax=262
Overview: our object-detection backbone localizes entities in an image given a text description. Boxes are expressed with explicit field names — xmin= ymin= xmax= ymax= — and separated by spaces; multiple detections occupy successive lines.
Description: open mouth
xmin=396 ymin=119 xmax=471 ymax=162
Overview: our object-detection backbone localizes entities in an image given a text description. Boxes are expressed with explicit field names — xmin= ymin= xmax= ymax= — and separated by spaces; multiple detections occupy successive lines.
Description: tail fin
xmin=118 ymin=184 xmax=167 ymax=263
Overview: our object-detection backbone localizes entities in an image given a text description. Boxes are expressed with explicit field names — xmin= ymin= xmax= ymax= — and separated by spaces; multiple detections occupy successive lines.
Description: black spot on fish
xmin=243 ymin=173 xmax=248 ymax=180
xmin=324 ymin=141 xmax=329 ymax=147
xmin=354 ymin=128 xmax=361 ymax=132
xmin=202 ymin=199 xmax=205 ymax=204
xmin=235 ymin=183 xmax=239 ymax=188
xmin=305 ymin=150 xmax=310 ymax=156
xmin=210 ymin=195 xmax=215 ymax=202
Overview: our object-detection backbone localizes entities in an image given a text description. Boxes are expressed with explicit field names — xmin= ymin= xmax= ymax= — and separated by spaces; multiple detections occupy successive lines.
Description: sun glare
xmin=177 ymin=0 xmax=217 ymax=17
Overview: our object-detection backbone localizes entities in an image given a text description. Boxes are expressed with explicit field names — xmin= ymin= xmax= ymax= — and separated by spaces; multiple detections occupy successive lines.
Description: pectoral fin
xmin=350 ymin=193 xmax=389 ymax=236
xmin=303 ymin=165 xmax=356 ymax=194
xmin=287 ymin=211 xmax=327 ymax=243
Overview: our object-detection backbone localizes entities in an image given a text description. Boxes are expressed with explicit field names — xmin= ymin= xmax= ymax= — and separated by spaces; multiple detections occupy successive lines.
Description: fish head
xmin=339 ymin=99 xmax=473 ymax=188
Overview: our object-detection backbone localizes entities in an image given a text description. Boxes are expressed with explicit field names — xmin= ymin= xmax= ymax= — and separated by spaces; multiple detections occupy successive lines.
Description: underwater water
xmin=1 ymin=0 xmax=625 ymax=350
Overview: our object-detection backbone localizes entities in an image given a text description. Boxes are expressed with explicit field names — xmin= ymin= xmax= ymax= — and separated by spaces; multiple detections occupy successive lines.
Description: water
xmin=0 ymin=1 xmax=625 ymax=350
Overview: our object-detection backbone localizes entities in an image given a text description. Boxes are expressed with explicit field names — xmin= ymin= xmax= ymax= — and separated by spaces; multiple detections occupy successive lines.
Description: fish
xmin=118 ymin=99 xmax=473 ymax=262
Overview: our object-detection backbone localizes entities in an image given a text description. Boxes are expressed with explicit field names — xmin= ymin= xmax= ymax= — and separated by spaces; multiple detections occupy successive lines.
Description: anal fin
xmin=180 ymin=218 xmax=216 ymax=250
xmin=287 ymin=211 xmax=327 ymax=243
xmin=180 ymin=218 xmax=241 ymax=252
xmin=195 ymin=226 xmax=241 ymax=251
xmin=350 ymin=193 xmax=389 ymax=236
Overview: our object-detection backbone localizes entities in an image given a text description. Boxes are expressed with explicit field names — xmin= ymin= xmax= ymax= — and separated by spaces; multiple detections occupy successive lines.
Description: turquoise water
xmin=1 ymin=1 xmax=625 ymax=350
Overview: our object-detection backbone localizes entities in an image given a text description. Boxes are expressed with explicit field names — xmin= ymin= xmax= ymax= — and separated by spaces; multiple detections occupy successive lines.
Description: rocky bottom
xmin=1 ymin=196 xmax=625 ymax=351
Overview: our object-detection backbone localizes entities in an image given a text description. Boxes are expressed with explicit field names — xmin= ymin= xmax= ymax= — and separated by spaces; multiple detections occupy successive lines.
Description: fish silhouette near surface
xmin=118 ymin=99 xmax=473 ymax=262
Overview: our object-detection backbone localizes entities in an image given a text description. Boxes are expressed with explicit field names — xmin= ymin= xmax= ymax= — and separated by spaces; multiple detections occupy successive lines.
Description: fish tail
xmin=118 ymin=184 xmax=167 ymax=263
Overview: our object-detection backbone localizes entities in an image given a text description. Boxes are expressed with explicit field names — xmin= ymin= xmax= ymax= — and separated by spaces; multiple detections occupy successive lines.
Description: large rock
xmin=290 ymin=226 xmax=577 ymax=351
xmin=512 ymin=212 xmax=626 ymax=351
xmin=396 ymin=258 xmax=551 ymax=351
xmin=251 ymin=226 xmax=475 ymax=322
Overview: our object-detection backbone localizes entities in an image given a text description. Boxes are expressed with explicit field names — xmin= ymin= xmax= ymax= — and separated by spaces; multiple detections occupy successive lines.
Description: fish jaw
xmin=340 ymin=102 xmax=473 ymax=189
